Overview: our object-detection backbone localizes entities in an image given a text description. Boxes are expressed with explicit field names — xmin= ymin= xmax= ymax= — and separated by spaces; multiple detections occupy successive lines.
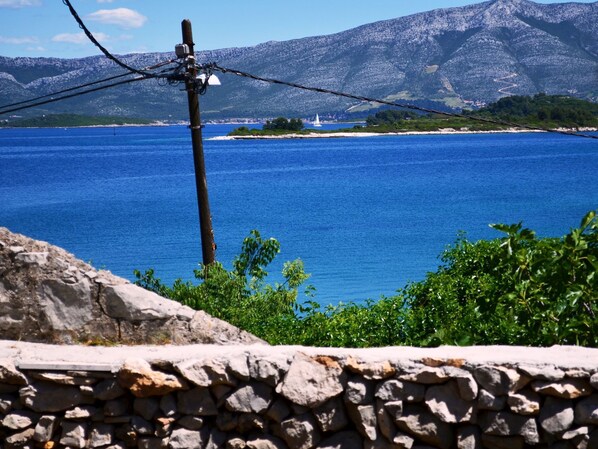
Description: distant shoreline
xmin=210 ymin=127 xmax=597 ymax=140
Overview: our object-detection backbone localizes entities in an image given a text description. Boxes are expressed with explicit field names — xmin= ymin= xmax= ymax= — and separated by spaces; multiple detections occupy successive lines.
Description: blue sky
xmin=0 ymin=0 xmax=595 ymax=58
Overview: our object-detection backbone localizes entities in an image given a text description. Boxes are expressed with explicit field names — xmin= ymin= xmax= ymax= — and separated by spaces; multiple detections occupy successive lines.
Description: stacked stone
xmin=1 ymin=353 xmax=598 ymax=449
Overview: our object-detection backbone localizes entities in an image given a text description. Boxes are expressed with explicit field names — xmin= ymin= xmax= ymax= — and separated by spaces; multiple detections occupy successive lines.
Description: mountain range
xmin=0 ymin=0 xmax=596 ymax=121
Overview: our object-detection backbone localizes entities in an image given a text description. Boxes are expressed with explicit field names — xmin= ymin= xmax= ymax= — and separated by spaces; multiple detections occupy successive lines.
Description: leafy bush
xmin=136 ymin=211 xmax=597 ymax=347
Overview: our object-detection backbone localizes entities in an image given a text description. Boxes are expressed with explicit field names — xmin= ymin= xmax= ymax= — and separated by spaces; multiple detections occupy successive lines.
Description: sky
xmin=0 ymin=0 xmax=596 ymax=59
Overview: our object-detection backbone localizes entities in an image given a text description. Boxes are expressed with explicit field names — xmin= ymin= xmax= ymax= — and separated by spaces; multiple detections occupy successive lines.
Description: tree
xmin=263 ymin=117 xmax=304 ymax=131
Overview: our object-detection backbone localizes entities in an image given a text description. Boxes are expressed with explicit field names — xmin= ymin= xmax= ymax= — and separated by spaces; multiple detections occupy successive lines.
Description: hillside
xmin=0 ymin=0 xmax=596 ymax=120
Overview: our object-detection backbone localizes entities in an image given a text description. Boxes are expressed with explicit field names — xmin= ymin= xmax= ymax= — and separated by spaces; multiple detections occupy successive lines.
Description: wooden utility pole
xmin=181 ymin=19 xmax=216 ymax=265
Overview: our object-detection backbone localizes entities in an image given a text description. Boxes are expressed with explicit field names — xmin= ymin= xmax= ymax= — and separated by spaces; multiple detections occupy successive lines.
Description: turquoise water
xmin=0 ymin=125 xmax=596 ymax=304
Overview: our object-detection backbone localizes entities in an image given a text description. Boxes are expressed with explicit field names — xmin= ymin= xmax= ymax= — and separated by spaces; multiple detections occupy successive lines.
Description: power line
xmin=0 ymin=58 xmax=180 ymax=112
xmin=0 ymin=76 xmax=147 ymax=116
xmin=208 ymin=63 xmax=598 ymax=140
xmin=61 ymin=0 xmax=178 ymax=80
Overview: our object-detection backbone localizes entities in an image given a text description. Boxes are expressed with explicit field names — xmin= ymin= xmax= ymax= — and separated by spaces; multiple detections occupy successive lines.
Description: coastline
xmin=209 ymin=127 xmax=597 ymax=141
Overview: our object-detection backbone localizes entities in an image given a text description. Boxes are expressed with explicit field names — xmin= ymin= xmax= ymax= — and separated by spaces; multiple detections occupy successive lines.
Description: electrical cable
xmin=61 ymin=0 xmax=177 ymax=80
xmin=0 ymin=76 xmax=148 ymax=116
xmin=0 ymin=58 xmax=179 ymax=112
xmin=208 ymin=63 xmax=598 ymax=140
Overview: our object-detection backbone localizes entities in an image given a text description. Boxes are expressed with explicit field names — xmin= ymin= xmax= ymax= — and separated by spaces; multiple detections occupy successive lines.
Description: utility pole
xmin=181 ymin=19 xmax=216 ymax=265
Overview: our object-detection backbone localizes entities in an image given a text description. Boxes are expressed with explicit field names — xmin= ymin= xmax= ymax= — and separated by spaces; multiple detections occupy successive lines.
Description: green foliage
xmin=365 ymin=109 xmax=421 ymax=126
xmin=471 ymin=93 xmax=598 ymax=128
xmin=134 ymin=230 xmax=312 ymax=342
xmin=263 ymin=117 xmax=304 ymax=131
xmin=0 ymin=113 xmax=154 ymax=128
xmin=136 ymin=211 xmax=598 ymax=347
xmin=402 ymin=210 xmax=598 ymax=347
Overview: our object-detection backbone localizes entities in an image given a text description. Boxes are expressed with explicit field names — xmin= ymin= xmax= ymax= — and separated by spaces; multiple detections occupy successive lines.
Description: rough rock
xmin=278 ymin=353 xmax=345 ymax=408
xmin=474 ymin=366 xmax=523 ymax=396
xmin=575 ymin=395 xmax=598 ymax=425
xmin=532 ymin=379 xmax=592 ymax=399
xmin=0 ymin=359 xmax=28 ymax=385
xmin=375 ymin=380 xmax=425 ymax=403
xmin=118 ymin=358 xmax=186 ymax=398
xmin=280 ymin=413 xmax=321 ymax=449
xmin=177 ymin=387 xmax=217 ymax=416
xmin=0 ymin=227 xmax=264 ymax=345
xmin=425 ymin=380 xmax=475 ymax=423
xmin=169 ymin=428 xmax=205 ymax=449
xmin=89 ymin=423 xmax=114 ymax=447
xmin=246 ymin=436 xmax=287 ymax=449
xmin=314 ymin=397 xmax=349 ymax=432
xmin=478 ymin=411 xmax=539 ymax=445
xmin=457 ymin=425 xmax=481 ymax=449
xmin=477 ymin=389 xmax=507 ymax=411
xmin=538 ymin=397 xmax=574 ymax=434
xmin=60 ymin=422 xmax=88 ymax=449
xmin=345 ymin=379 xmax=374 ymax=405
xmin=507 ymin=391 xmax=541 ymax=415
xmin=33 ymin=415 xmax=58 ymax=442
xmin=395 ymin=404 xmax=453 ymax=449
xmin=175 ymin=357 xmax=236 ymax=387
xmin=225 ymin=382 xmax=272 ymax=414
xmin=2 ymin=410 xmax=36 ymax=429
xmin=20 ymin=382 xmax=83 ymax=412
xmin=345 ymin=357 xmax=396 ymax=380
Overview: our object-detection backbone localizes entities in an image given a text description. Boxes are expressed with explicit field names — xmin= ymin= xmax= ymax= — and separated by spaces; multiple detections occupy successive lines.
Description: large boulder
xmin=0 ymin=227 xmax=263 ymax=345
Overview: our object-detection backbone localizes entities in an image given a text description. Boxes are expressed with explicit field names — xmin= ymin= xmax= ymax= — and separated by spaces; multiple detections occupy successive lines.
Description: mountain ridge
xmin=0 ymin=0 xmax=596 ymax=120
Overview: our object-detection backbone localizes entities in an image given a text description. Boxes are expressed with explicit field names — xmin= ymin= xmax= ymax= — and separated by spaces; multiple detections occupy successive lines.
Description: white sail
xmin=313 ymin=114 xmax=322 ymax=127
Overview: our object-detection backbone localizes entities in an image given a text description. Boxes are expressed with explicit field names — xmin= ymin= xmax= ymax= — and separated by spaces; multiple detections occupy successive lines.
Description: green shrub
xmin=135 ymin=211 xmax=597 ymax=347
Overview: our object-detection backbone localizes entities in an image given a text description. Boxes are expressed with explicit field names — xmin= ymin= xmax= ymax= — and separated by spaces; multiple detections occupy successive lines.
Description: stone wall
xmin=0 ymin=227 xmax=262 ymax=346
xmin=1 ymin=342 xmax=597 ymax=449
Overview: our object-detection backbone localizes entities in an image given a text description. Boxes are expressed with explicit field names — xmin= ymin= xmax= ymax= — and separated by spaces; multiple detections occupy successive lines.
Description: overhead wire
xmin=4 ymin=1 xmax=594 ymax=141
xmin=0 ymin=58 xmax=180 ymax=112
xmin=0 ymin=76 xmax=148 ymax=116
xmin=206 ymin=63 xmax=598 ymax=140
xmin=61 ymin=0 xmax=179 ymax=80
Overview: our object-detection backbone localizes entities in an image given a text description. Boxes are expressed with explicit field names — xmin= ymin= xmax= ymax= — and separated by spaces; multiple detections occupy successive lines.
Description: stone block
xmin=177 ymin=387 xmax=217 ymax=416
xmin=345 ymin=356 xmax=396 ymax=380
xmin=425 ymin=380 xmax=475 ymax=423
xmin=118 ymin=358 xmax=187 ymax=398
xmin=20 ymin=382 xmax=83 ymax=412
xmin=539 ymin=397 xmax=574 ymax=434
xmin=347 ymin=404 xmax=377 ymax=441
xmin=33 ymin=415 xmax=58 ymax=443
xmin=59 ymin=421 xmax=88 ymax=449
xmin=478 ymin=411 xmax=539 ymax=445
xmin=89 ymin=423 xmax=113 ymax=448
xmin=278 ymin=352 xmax=345 ymax=408
xmin=474 ymin=366 xmax=523 ymax=396
xmin=396 ymin=404 xmax=454 ymax=449
xmin=280 ymin=413 xmax=321 ymax=449
xmin=575 ymin=395 xmax=598 ymax=425
xmin=133 ymin=397 xmax=159 ymax=421
xmin=314 ymin=397 xmax=349 ymax=432
xmin=169 ymin=428 xmax=205 ymax=449
xmin=345 ymin=378 xmax=374 ymax=405
xmin=375 ymin=379 xmax=425 ymax=403
xmin=248 ymin=353 xmax=291 ymax=387
xmin=477 ymin=389 xmax=506 ymax=411
xmin=93 ymin=378 xmax=126 ymax=400
xmin=224 ymin=382 xmax=272 ymax=414
xmin=457 ymin=425 xmax=481 ymax=449
xmin=532 ymin=379 xmax=592 ymax=399
xmin=175 ymin=357 xmax=236 ymax=387
xmin=507 ymin=390 xmax=541 ymax=415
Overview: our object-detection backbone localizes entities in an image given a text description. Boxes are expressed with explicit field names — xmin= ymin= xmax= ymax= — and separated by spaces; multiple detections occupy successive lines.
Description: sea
xmin=1 ymin=124 xmax=596 ymax=305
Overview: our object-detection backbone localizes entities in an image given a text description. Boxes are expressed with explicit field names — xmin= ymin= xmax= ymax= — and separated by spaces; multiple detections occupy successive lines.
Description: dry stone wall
xmin=1 ymin=343 xmax=598 ymax=449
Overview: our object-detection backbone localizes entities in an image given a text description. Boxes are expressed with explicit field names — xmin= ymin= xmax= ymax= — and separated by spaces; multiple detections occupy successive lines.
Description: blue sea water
xmin=0 ymin=124 xmax=596 ymax=305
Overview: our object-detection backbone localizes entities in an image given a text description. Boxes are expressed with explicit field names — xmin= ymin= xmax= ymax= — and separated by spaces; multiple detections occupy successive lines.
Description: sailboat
xmin=313 ymin=114 xmax=322 ymax=127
